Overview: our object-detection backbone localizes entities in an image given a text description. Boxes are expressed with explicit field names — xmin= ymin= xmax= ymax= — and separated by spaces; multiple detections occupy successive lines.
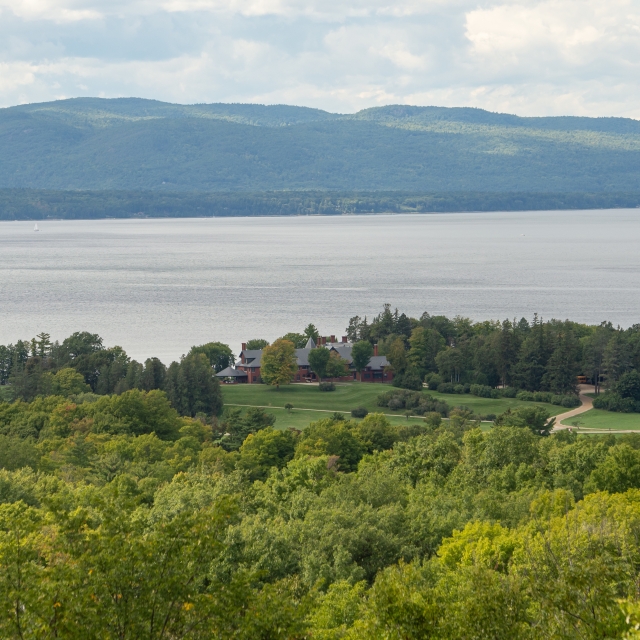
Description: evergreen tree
xmin=165 ymin=352 xmax=223 ymax=416
xmin=603 ymin=331 xmax=631 ymax=386
xmin=542 ymin=331 xmax=580 ymax=394
xmin=512 ymin=315 xmax=549 ymax=391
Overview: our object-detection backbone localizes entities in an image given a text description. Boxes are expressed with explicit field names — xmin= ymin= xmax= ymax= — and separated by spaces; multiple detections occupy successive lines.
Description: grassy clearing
xmin=420 ymin=390 xmax=565 ymax=418
xmin=565 ymin=409 xmax=640 ymax=431
xmin=221 ymin=382 xmax=563 ymax=426
xmin=232 ymin=406 xmax=429 ymax=431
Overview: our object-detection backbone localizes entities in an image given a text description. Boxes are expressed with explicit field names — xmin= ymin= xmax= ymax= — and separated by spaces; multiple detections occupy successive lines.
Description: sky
xmin=0 ymin=0 xmax=639 ymax=117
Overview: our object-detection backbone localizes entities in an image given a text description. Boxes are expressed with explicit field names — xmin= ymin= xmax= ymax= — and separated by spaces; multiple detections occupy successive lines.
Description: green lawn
xmin=564 ymin=409 xmax=640 ymax=432
xmin=421 ymin=390 xmax=565 ymax=418
xmin=221 ymin=382 xmax=563 ymax=429
xmin=237 ymin=406 xmax=429 ymax=431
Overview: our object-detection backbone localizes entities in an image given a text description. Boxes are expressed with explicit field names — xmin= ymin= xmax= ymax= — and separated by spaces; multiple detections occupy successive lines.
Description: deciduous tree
xmin=260 ymin=339 xmax=298 ymax=388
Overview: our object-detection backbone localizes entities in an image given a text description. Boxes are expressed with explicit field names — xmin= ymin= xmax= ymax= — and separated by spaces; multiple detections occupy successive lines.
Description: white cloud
xmin=0 ymin=0 xmax=101 ymax=21
xmin=0 ymin=0 xmax=639 ymax=118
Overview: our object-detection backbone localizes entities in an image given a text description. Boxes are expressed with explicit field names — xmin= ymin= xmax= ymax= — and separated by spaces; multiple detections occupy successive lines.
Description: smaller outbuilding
xmin=215 ymin=366 xmax=248 ymax=383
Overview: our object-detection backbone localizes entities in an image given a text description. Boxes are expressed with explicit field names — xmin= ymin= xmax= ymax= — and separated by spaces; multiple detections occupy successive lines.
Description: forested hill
xmin=2 ymin=98 xmax=640 ymax=193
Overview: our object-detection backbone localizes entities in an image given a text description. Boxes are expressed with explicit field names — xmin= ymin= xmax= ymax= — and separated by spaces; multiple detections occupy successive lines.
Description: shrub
xmin=453 ymin=384 xmax=465 ymax=394
xmin=376 ymin=389 xmax=450 ymax=417
xmin=471 ymin=384 xmax=499 ymax=399
xmin=501 ymin=387 xmax=517 ymax=398
xmin=319 ymin=382 xmax=336 ymax=392
xmin=615 ymin=371 xmax=640 ymax=401
xmin=424 ymin=373 xmax=442 ymax=390
xmin=392 ymin=370 xmax=423 ymax=391
xmin=516 ymin=390 xmax=580 ymax=408
xmin=593 ymin=393 xmax=640 ymax=413
xmin=437 ymin=383 xmax=456 ymax=394
xmin=351 ymin=407 xmax=369 ymax=418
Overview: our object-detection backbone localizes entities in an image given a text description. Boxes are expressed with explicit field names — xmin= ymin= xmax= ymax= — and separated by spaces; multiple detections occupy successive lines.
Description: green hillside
xmin=1 ymin=98 xmax=640 ymax=194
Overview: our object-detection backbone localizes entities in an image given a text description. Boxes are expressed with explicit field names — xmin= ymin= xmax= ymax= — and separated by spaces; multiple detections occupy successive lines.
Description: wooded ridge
xmin=1 ymin=98 xmax=640 ymax=198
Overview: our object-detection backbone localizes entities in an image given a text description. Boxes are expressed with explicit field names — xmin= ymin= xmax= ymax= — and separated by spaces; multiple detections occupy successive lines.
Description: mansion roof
xmin=238 ymin=340 xmax=389 ymax=371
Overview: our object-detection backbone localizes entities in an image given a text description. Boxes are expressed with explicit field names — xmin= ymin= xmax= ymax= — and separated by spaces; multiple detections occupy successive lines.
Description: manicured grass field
xmin=422 ymin=390 xmax=565 ymax=418
xmin=565 ymin=409 xmax=640 ymax=431
xmin=239 ymin=406 xmax=429 ymax=431
xmin=221 ymin=382 xmax=563 ymax=429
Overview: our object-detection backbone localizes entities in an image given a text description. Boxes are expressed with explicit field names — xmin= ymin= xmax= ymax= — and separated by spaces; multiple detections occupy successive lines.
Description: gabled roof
xmin=329 ymin=344 xmax=353 ymax=363
xmin=239 ymin=349 xmax=262 ymax=367
xmin=305 ymin=337 xmax=316 ymax=349
xmin=366 ymin=355 xmax=390 ymax=370
xmin=216 ymin=366 xmax=248 ymax=378
xmin=295 ymin=348 xmax=311 ymax=366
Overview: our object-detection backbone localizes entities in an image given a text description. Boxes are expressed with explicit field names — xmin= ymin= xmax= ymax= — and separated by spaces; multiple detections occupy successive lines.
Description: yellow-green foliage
xmin=4 ymin=393 xmax=640 ymax=637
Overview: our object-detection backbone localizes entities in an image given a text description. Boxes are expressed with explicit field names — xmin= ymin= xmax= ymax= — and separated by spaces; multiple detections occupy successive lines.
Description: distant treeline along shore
xmin=2 ymin=305 xmax=639 ymax=413
xmin=1 ymin=189 xmax=640 ymax=220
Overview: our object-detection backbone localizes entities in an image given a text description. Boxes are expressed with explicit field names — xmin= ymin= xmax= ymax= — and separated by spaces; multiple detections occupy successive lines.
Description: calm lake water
xmin=1 ymin=210 xmax=639 ymax=362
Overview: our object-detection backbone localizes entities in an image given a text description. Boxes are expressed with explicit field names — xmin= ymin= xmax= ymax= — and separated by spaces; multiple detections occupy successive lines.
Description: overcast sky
xmin=0 ymin=0 xmax=639 ymax=117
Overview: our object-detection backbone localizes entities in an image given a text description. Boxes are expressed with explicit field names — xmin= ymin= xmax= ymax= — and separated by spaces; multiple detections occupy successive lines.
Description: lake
xmin=1 ymin=210 xmax=639 ymax=362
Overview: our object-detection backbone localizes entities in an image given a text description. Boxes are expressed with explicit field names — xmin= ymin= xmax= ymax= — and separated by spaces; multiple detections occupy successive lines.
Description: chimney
xmin=242 ymin=343 xmax=247 ymax=351
xmin=342 ymin=336 xmax=347 ymax=343
xmin=330 ymin=335 xmax=336 ymax=343
xmin=374 ymin=344 xmax=378 ymax=356
xmin=322 ymin=337 xmax=327 ymax=345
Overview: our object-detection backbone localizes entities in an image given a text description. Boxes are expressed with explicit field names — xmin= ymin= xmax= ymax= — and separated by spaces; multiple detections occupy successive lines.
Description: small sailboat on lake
xmin=34 ymin=223 xmax=39 ymax=232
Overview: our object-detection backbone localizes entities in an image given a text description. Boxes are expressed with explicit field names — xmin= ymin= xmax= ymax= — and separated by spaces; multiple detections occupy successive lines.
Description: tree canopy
xmin=260 ymin=339 xmax=298 ymax=388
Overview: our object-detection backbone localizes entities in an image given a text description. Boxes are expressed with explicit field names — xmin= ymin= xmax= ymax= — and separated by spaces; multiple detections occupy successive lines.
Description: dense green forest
xmin=5 ymin=319 xmax=640 ymax=636
xmin=1 ymin=98 xmax=640 ymax=197
xmin=2 ymin=188 xmax=640 ymax=220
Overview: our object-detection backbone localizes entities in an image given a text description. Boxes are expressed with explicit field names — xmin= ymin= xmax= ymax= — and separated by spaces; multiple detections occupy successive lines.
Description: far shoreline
xmin=1 ymin=188 xmax=640 ymax=221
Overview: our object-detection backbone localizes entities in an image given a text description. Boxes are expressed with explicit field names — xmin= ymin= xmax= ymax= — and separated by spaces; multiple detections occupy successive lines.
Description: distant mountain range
xmin=2 ymin=98 xmax=640 ymax=193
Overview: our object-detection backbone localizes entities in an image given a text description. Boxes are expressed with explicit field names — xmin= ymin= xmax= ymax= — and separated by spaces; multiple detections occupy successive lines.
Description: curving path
xmin=552 ymin=385 xmax=594 ymax=430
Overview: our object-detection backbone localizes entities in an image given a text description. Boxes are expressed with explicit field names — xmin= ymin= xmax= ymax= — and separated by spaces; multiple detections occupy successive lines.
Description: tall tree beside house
xmin=165 ymin=352 xmax=223 ymax=417
xmin=260 ymin=339 xmax=298 ymax=388
xmin=308 ymin=346 xmax=331 ymax=381
xmin=351 ymin=341 xmax=373 ymax=380
xmin=303 ymin=324 xmax=320 ymax=343
xmin=189 ymin=342 xmax=235 ymax=373
xmin=326 ymin=351 xmax=349 ymax=379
